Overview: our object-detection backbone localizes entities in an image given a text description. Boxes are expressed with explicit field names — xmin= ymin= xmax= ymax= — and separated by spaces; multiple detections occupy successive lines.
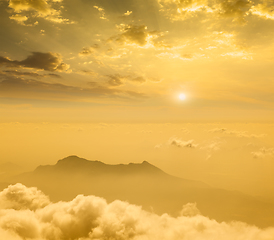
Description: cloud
xmin=9 ymin=14 xmax=29 ymax=25
xmin=106 ymin=74 xmax=124 ymax=87
xmin=200 ymin=140 xmax=223 ymax=160
xmin=158 ymin=0 xmax=256 ymax=23
xmin=251 ymin=147 xmax=274 ymax=158
xmin=7 ymin=0 xmax=72 ymax=24
xmin=208 ymin=128 xmax=266 ymax=138
xmin=79 ymin=44 xmax=100 ymax=57
xmin=0 ymin=52 xmax=70 ymax=72
xmin=0 ymin=70 xmax=61 ymax=78
xmin=109 ymin=24 xmax=164 ymax=48
xmin=124 ymin=10 xmax=132 ymax=16
xmin=94 ymin=5 xmax=108 ymax=20
xmin=105 ymin=74 xmax=147 ymax=87
xmin=250 ymin=0 xmax=274 ymax=20
xmin=0 ymin=183 xmax=50 ymax=211
xmin=168 ymin=137 xmax=198 ymax=148
xmin=1 ymin=184 xmax=274 ymax=240
xmin=180 ymin=202 xmax=201 ymax=217
xmin=216 ymin=0 xmax=253 ymax=22
xmin=158 ymin=0 xmax=210 ymax=21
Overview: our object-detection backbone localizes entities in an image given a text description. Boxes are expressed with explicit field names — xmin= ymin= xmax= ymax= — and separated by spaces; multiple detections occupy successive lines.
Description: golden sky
xmin=1 ymin=0 xmax=274 ymax=204
xmin=1 ymin=1 xmax=274 ymax=237
xmin=0 ymin=0 xmax=274 ymax=122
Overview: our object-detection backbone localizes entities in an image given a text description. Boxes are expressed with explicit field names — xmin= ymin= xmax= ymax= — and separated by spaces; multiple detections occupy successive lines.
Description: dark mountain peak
xmin=35 ymin=156 xmax=165 ymax=177
xmin=55 ymin=155 xmax=104 ymax=171
xmin=57 ymin=155 xmax=89 ymax=164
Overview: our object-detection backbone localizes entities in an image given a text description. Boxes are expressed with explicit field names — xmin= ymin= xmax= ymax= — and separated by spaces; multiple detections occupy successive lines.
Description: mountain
xmin=6 ymin=155 xmax=274 ymax=228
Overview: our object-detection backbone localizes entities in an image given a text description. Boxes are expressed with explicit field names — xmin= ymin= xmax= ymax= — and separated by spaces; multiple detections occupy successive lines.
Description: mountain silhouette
xmin=36 ymin=155 xmax=168 ymax=176
xmin=6 ymin=155 xmax=274 ymax=228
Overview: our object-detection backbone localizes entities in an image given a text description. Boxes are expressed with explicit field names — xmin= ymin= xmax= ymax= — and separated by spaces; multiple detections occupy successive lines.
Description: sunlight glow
xmin=179 ymin=93 xmax=186 ymax=101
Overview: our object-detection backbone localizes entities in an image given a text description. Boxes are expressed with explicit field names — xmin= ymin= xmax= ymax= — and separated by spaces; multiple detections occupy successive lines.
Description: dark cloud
xmin=1 ymin=70 xmax=61 ymax=78
xmin=0 ymin=52 xmax=70 ymax=72
xmin=106 ymin=74 xmax=147 ymax=86
xmin=109 ymin=24 xmax=162 ymax=47
xmin=79 ymin=47 xmax=94 ymax=56
xmin=79 ymin=44 xmax=100 ymax=56
xmin=107 ymin=74 xmax=124 ymax=86
xmin=168 ymin=137 xmax=198 ymax=148
xmin=0 ymin=184 xmax=274 ymax=240
xmin=218 ymin=0 xmax=253 ymax=22
xmin=2 ymin=70 xmax=42 ymax=78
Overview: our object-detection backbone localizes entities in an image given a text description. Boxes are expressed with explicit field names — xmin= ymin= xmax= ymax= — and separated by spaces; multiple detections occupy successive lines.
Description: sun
xmin=179 ymin=93 xmax=186 ymax=101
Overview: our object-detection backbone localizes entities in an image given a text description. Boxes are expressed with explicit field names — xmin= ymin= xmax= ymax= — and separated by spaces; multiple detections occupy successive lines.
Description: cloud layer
xmin=1 ymin=183 xmax=274 ymax=240
xmin=8 ymin=0 xmax=72 ymax=24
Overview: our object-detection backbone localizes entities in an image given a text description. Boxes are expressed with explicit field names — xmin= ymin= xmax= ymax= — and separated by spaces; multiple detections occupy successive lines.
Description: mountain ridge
xmin=34 ymin=155 xmax=194 ymax=181
xmin=3 ymin=155 xmax=274 ymax=228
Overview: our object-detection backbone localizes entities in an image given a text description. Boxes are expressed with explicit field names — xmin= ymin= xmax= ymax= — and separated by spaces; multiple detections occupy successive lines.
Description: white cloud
xmin=0 ymin=184 xmax=274 ymax=240
xmin=0 ymin=183 xmax=50 ymax=210
xmin=251 ymin=147 xmax=274 ymax=159
xmin=208 ymin=128 xmax=266 ymax=138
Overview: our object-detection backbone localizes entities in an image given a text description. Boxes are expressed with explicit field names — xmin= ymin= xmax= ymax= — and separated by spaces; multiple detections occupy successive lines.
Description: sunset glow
xmin=1 ymin=0 xmax=274 ymax=239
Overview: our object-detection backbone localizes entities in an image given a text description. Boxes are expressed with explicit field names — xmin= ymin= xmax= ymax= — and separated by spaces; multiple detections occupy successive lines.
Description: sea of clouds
xmin=0 ymin=183 xmax=274 ymax=240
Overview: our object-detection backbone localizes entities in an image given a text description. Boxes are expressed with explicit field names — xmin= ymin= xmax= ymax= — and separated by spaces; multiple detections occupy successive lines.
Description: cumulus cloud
xmin=0 ymin=183 xmax=50 ymax=211
xmin=168 ymin=137 xmax=198 ymax=148
xmin=0 ymin=184 xmax=274 ymax=240
xmin=0 ymin=52 xmax=70 ymax=72
xmin=7 ymin=0 xmax=72 ymax=24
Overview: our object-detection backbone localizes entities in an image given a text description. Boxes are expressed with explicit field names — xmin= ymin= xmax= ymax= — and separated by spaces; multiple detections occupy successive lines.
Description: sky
xmin=1 ymin=0 xmax=274 ymax=195
xmin=0 ymin=0 xmax=274 ymax=122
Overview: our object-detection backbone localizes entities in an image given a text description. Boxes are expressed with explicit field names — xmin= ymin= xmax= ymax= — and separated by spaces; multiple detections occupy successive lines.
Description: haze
xmin=1 ymin=0 xmax=274 ymax=239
